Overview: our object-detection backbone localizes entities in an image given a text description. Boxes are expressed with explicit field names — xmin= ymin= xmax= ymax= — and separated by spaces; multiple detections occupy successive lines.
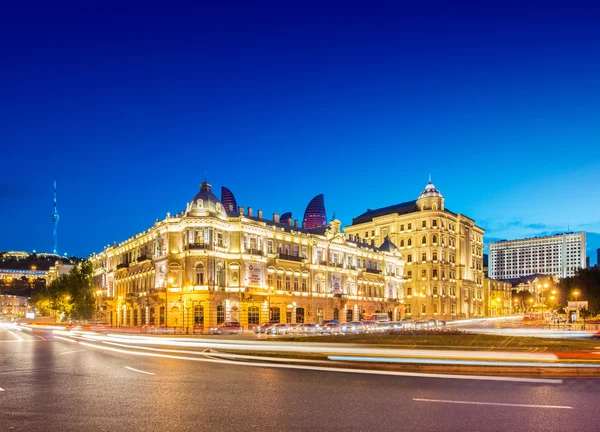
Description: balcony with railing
xmin=278 ymin=253 xmax=304 ymax=263
xmin=365 ymin=268 xmax=381 ymax=274
xmin=116 ymin=262 xmax=130 ymax=270
xmin=246 ymin=249 xmax=264 ymax=256
xmin=184 ymin=243 xmax=212 ymax=251
xmin=137 ymin=254 xmax=152 ymax=263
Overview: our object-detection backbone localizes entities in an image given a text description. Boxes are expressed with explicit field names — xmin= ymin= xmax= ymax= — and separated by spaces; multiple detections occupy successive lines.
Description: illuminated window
xmin=216 ymin=305 xmax=225 ymax=324
xmin=277 ymin=274 xmax=283 ymax=290
xmin=408 ymin=238 xmax=412 ymax=246
xmin=270 ymin=307 xmax=281 ymax=322
xmin=422 ymin=221 xmax=427 ymax=228
xmin=248 ymin=306 xmax=260 ymax=325
xmin=285 ymin=276 xmax=291 ymax=291
xmin=194 ymin=305 xmax=204 ymax=326
xmin=405 ymin=304 xmax=412 ymax=314
xmin=422 ymin=236 xmax=427 ymax=245
xmin=195 ymin=264 xmax=205 ymax=285
xmin=296 ymin=307 xmax=305 ymax=324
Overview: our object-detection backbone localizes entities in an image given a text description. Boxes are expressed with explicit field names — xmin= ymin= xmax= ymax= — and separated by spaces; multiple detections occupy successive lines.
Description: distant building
xmin=597 ymin=248 xmax=600 ymax=267
xmin=47 ymin=261 xmax=75 ymax=285
xmin=488 ymin=232 xmax=586 ymax=279
xmin=484 ymin=278 xmax=512 ymax=317
xmin=0 ymin=294 xmax=32 ymax=321
xmin=587 ymin=256 xmax=591 ymax=268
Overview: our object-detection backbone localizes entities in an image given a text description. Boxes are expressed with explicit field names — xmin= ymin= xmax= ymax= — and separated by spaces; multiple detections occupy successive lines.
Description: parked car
xmin=388 ymin=321 xmax=404 ymax=331
xmin=211 ymin=322 xmax=243 ymax=335
xmin=375 ymin=322 xmax=392 ymax=332
xmin=266 ymin=323 xmax=289 ymax=335
xmin=287 ymin=323 xmax=301 ymax=333
xmin=427 ymin=319 xmax=439 ymax=328
xmin=340 ymin=321 xmax=366 ymax=334
xmin=361 ymin=320 xmax=377 ymax=332
xmin=319 ymin=323 xmax=340 ymax=334
xmin=255 ymin=321 xmax=279 ymax=333
xmin=301 ymin=323 xmax=321 ymax=334
xmin=414 ymin=320 xmax=429 ymax=329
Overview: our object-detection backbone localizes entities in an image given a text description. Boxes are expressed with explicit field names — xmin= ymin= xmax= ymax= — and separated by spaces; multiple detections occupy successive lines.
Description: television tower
xmin=51 ymin=180 xmax=60 ymax=254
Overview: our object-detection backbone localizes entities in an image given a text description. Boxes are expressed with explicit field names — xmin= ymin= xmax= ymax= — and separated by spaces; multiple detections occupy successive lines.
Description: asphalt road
xmin=2 ymin=327 xmax=600 ymax=432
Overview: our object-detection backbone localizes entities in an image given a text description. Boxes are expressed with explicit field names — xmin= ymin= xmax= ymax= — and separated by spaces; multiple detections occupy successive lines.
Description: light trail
xmin=101 ymin=340 xmax=333 ymax=364
xmin=413 ymin=398 xmax=573 ymax=409
xmin=61 ymin=331 xmax=559 ymax=362
xmin=75 ymin=339 xmax=564 ymax=384
xmin=328 ymin=356 xmax=600 ymax=368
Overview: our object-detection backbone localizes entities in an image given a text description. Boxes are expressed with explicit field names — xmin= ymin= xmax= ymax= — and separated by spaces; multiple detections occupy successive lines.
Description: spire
xmin=428 ymin=173 xmax=432 ymax=183
xmin=51 ymin=180 xmax=60 ymax=254
xmin=200 ymin=174 xmax=211 ymax=192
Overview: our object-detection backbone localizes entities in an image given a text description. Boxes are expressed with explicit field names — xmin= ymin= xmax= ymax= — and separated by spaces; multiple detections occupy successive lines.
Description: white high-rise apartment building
xmin=489 ymin=232 xmax=586 ymax=279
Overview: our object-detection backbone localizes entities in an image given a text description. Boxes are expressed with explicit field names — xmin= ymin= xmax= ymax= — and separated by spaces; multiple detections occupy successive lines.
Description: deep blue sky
xmin=1 ymin=2 xmax=599 ymax=262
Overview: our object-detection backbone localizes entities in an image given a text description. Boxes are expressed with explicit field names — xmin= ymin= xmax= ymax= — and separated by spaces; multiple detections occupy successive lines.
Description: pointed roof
xmin=378 ymin=236 xmax=398 ymax=253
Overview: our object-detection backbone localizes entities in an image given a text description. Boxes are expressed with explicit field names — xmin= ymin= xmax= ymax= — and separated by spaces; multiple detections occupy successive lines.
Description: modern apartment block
xmin=488 ymin=232 xmax=586 ymax=279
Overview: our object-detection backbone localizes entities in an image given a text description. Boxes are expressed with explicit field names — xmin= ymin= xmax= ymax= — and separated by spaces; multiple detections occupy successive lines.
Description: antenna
xmin=51 ymin=180 xmax=60 ymax=254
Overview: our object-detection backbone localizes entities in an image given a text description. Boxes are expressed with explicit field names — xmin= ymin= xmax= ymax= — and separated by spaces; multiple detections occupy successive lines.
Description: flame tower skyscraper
xmin=51 ymin=180 xmax=60 ymax=254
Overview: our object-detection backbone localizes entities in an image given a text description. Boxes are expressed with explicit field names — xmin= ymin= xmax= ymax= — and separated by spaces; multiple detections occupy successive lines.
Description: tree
xmin=559 ymin=267 xmax=600 ymax=315
xmin=32 ymin=260 xmax=94 ymax=322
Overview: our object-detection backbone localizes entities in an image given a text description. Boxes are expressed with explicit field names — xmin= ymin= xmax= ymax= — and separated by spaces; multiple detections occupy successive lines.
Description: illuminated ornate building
xmin=90 ymin=179 xmax=405 ymax=329
xmin=345 ymin=180 xmax=485 ymax=320
xmin=484 ymin=278 xmax=512 ymax=317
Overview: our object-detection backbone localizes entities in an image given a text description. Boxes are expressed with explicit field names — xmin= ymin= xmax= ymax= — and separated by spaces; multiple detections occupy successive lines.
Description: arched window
xmin=194 ymin=305 xmax=204 ymax=326
xmin=441 ymin=235 xmax=445 ymax=245
xmin=400 ymin=239 xmax=405 ymax=247
xmin=248 ymin=306 xmax=260 ymax=325
xmin=333 ymin=308 xmax=339 ymax=320
xmin=422 ymin=236 xmax=427 ymax=245
xmin=346 ymin=309 xmax=353 ymax=322
xmin=195 ymin=263 xmax=205 ymax=285
xmin=216 ymin=305 xmax=225 ymax=324
xmin=170 ymin=306 xmax=180 ymax=326
xmin=407 ymin=238 xmax=412 ymax=247
xmin=295 ymin=307 xmax=305 ymax=324
xmin=432 ymin=235 xmax=438 ymax=244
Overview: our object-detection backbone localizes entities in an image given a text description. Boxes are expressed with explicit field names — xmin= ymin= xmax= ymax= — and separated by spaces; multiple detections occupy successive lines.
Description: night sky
xmin=1 ymin=2 xmax=599 ymax=262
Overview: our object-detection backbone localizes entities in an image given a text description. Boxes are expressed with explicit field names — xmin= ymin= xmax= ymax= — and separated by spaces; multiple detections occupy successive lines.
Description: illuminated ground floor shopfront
xmin=101 ymin=288 xmax=404 ymax=330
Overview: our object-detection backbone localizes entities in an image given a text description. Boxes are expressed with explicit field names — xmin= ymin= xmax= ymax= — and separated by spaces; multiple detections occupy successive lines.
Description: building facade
xmin=90 ymin=179 xmax=405 ymax=329
xmin=344 ymin=181 xmax=485 ymax=320
xmin=488 ymin=232 xmax=587 ymax=279
xmin=0 ymin=295 xmax=31 ymax=320
xmin=484 ymin=278 xmax=512 ymax=317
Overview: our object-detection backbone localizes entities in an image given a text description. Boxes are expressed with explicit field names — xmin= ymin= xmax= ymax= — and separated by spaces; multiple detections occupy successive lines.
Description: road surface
xmin=1 ymin=327 xmax=600 ymax=431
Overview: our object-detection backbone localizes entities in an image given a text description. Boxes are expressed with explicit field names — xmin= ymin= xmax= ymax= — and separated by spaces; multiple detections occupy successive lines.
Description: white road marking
xmin=35 ymin=335 xmax=46 ymax=341
xmin=59 ymin=350 xmax=85 ymax=355
xmin=0 ymin=387 xmax=5 ymax=391
xmin=413 ymin=398 xmax=572 ymax=409
xmin=124 ymin=366 xmax=155 ymax=375
xmin=77 ymin=341 xmax=563 ymax=384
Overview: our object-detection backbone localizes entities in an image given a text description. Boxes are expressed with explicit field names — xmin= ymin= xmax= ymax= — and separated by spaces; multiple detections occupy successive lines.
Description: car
xmin=340 ymin=321 xmax=366 ymax=334
xmin=388 ymin=321 xmax=404 ymax=331
xmin=255 ymin=321 xmax=279 ymax=333
xmin=361 ymin=320 xmax=377 ymax=332
xmin=414 ymin=320 xmax=429 ymax=329
xmin=287 ymin=323 xmax=302 ymax=333
xmin=375 ymin=322 xmax=391 ymax=332
xmin=211 ymin=322 xmax=243 ymax=335
xmin=318 ymin=323 xmax=339 ymax=334
xmin=266 ymin=323 xmax=289 ymax=335
xmin=301 ymin=323 xmax=321 ymax=334
xmin=427 ymin=319 xmax=438 ymax=328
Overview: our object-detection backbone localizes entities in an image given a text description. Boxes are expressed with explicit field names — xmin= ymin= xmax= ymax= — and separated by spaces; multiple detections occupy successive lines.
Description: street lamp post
xmin=166 ymin=276 xmax=174 ymax=330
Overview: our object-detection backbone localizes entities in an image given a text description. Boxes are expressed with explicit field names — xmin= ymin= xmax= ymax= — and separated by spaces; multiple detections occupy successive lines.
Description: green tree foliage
xmin=559 ymin=267 xmax=600 ymax=315
xmin=32 ymin=260 xmax=94 ymax=321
